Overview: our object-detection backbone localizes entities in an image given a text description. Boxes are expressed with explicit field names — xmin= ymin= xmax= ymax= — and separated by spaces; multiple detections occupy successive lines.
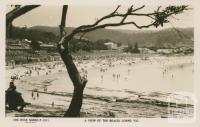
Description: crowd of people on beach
xmin=9 ymin=62 xmax=64 ymax=81
xmin=9 ymin=54 xmax=193 ymax=87
xmin=6 ymin=54 xmax=193 ymax=111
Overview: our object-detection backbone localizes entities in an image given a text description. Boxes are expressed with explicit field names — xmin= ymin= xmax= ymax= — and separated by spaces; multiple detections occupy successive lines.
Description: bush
xmin=123 ymin=43 xmax=140 ymax=53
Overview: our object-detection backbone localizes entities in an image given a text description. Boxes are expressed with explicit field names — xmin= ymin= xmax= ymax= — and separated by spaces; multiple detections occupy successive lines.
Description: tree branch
xmin=79 ymin=21 xmax=156 ymax=33
xmin=65 ymin=5 xmax=188 ymax=40
xmin=72 ymin=5 xmax=121 ymax=34
xmin=6 ymin=5 xmax=40 ymax=27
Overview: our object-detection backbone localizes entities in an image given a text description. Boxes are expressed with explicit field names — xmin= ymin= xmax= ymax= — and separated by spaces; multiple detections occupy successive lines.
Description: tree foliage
xmin=10 ymin=26 xmax=57 ymax=43
xmin=30 ymin=39 xmax=41 ymax=50
xmin=123 ymin=42 xmax=140 ymax=53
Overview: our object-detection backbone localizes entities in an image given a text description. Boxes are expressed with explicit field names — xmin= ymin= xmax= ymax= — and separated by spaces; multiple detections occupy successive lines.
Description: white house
xmin=104 ymin=42 xmax=118 ymax=50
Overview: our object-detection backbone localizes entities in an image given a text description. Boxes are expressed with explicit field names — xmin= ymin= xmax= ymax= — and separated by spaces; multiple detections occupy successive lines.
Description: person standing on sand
xmin=52 ymin=101 xmax=54 ymax=108
xmin=31 ymin=91 xmax=34 ymax=99
xmin=101 ymin=75 xmax=103 ymax=83
xmin=113 ymin=73 xmax=115 ymax=81
xmin=44 ymin=86 xmax=48 ymax=92
xmin=37 ymin=92 xmax=39 ymax=99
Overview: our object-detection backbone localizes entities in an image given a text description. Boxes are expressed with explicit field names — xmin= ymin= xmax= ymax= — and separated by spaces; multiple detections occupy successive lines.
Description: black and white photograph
xmin=5 ymin=4 xmax=195 ymax=119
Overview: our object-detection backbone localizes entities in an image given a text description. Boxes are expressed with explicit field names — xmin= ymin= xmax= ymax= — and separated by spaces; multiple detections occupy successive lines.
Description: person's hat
xmin=9 ymin=81 xmax=15 ymax=88
xmin=10 ymin=81 xmax=14 ymax=85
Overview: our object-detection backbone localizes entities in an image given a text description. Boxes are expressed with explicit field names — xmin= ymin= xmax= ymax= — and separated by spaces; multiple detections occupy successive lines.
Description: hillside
xmin=25 ymin=26 xmax=194 ymax=48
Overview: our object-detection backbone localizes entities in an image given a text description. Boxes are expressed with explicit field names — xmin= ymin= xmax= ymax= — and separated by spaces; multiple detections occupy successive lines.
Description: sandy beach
xmin=5 ymin=54 xmax=194 ymax=117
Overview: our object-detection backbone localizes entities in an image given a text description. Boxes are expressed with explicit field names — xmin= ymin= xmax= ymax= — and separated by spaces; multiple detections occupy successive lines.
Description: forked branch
xmin=63 ymin=5 xmax=188 ymax=40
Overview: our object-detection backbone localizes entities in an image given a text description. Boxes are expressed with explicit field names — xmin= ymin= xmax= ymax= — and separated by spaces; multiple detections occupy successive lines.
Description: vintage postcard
xmin=0 ymin=0 xmax=199 ymax=127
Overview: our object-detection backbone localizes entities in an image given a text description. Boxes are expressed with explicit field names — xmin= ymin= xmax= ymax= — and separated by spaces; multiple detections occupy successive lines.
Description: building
xmin=104 ymin=42 xmax=118 ymax=50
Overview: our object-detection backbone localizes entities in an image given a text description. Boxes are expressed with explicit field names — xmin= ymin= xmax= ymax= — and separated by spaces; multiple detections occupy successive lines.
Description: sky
xmin=7 ymin=5 xmax=193 ymax=30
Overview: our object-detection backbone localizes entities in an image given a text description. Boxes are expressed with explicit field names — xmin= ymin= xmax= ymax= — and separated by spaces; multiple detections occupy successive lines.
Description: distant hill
xmin=27 ymin=26 xmax=194 ymax=48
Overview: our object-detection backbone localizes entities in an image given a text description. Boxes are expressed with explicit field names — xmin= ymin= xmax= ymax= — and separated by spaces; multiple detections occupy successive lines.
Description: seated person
xmin=6 ymin=82 xmax=26 ymax=112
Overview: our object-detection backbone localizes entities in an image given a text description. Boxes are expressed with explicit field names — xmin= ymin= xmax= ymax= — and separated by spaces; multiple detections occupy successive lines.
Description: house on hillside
xmin=36 ymin=41 xmax=56 ymax=50
xmin=104 ymin=41 xmax=118 ymax=50
xmin=24 ymin=39 xmax=31 ymax=43
xmin=6 ymin=39 xmax=31 ymax=50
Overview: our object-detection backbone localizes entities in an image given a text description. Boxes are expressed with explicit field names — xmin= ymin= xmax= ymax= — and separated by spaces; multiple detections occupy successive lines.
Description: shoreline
xmin=5 ymin=54 xmax=194 ymax=117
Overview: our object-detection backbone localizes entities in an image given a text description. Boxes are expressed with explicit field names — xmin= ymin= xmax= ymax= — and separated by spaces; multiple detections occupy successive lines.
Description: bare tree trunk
xmin=58 ymin=5 xmax=87 ymax=117
xmin=7 ymin=23 xmax=13 ymax=38
xmin=63 ymin=83 xmax=85 ymax=117
xmin=57 ymin=37 xmax=87 ymax=117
